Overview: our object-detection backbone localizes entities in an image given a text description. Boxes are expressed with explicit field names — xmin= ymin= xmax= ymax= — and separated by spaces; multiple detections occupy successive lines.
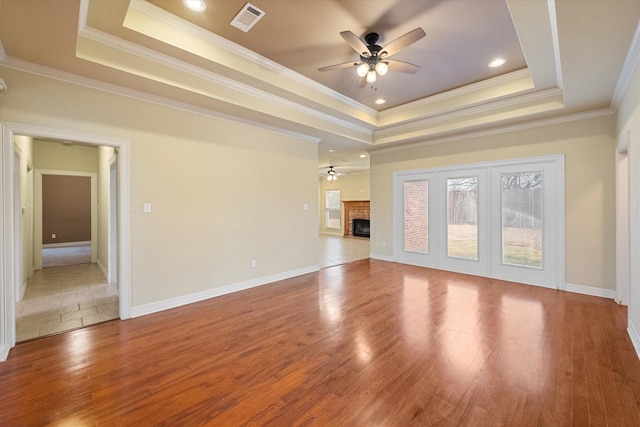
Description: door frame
xmin=108 ymin=155 xmax=118 ymax=284
xmin=393 ymin=154 xmax=565 ymax=289
xmin=13 ymin=148 xmax=23 ymax=302
xmin=1 ymin=122 xmax=132 ymax=362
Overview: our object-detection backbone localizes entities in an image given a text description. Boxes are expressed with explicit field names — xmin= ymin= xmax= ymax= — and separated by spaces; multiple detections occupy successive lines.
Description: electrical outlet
xmin=251 ymin=259 xmax=257 ymax=268
xmin=52 ymin=233 xmax=56 ymax=239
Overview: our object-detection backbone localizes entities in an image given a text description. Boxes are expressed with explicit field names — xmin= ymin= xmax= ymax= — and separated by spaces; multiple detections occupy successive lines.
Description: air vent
xmin=230 ymin=3 xmax=265 ymax=33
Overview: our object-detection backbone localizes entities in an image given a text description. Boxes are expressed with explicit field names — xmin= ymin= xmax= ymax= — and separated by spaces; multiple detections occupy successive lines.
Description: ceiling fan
xmin=318 ymin=28 xmax=426 ymax=84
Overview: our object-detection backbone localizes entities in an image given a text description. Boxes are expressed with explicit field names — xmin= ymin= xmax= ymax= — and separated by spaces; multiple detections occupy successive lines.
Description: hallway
xmin=16 ymin=261 xmax=119 ymax=342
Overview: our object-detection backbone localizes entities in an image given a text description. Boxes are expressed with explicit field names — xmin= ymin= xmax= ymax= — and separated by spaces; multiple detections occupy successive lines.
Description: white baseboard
xmin=97 ymin=258 xmax=108 ymax=279
xmin=628 ymin=320 xmax=640 ymax=361
xmin=370 ymin=253 xmax=395 ymax=262
xmin=43 ymin=241 xmax=91 ymax=248
xmin=565 ymin=282 xmax=616 ymax=299
xmin=0 ymin=345 xmax=10 ymax=362
xmin=131 ymin=264 xmax=320 ymax=318
xmin=18 ymin=281 xmax=26 ymax=302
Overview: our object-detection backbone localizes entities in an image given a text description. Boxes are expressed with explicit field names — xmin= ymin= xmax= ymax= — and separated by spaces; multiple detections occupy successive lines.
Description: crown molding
xmin=77 ymin=25 xmax=374 ymax=140
xmin=127 ymin=0 xmax=377 ymax=117
xmin=546 ymin=0 xmax=564 ymax=90
xmin=381 ymin=68 xmax=533 ymax=117
xmin=370 ymin=107 xmax=614 ymax=155
xmin=611 ymin=18 xmax=640 ymax=111
xmin=0 ymin=57 xmax=322 ymax=144
xmin=375 ymin=87 xmax=564 ymax=141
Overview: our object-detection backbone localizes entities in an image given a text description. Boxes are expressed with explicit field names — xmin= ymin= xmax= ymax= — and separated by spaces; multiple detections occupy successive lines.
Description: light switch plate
xmin=143 ymin=203 xmax=151 ymax=213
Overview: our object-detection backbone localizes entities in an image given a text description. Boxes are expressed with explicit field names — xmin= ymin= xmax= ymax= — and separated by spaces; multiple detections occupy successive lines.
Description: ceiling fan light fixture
xmin=366 ymin=70 xmax=377 ymax=83
xmin=356 ymin=63 xmax=369 ymax=77
xmin=375 ymin=61 xmax=389 ymax=76
xmin=327 ymin=166 xmax=338 ymax=181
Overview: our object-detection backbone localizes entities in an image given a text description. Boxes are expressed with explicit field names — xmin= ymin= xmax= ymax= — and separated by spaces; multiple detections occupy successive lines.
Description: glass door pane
xmin=438 ymin=168 xmax=488 ymax=277
xmin=404 ymin=180 xmax=429 ymax=253
xmin=491 ymin=159 xmax=559 ymax=289
xmin=501 ymin=172 xmax=543 ymax=268
xmin=447 ymin=177 xmax=478 ymax=260
xmin=394 ymin=172 xmax=437 ymax=267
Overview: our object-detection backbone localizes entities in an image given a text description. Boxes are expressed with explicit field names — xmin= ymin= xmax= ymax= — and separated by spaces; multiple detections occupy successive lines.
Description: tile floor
xmin=42 ymin=243 xmax=92 ymax=268
xmin=319 ymin=234 xmax=370 ymax=268
xmin=16 ymin=249 xmax=119 ymax=342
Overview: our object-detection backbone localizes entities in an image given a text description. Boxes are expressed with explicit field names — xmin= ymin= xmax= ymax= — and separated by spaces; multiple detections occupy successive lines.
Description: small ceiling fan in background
xmin=319 ymin=28 xmax=426 ymax=85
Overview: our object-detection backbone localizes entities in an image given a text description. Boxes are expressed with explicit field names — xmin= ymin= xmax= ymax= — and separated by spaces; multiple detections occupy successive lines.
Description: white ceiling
xmin=1 ymin=0 xmax=639 ymax=176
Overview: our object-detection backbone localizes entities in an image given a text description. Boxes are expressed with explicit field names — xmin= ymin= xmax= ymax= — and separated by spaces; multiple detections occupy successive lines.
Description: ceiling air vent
xmin=230 ymin=3 xmax=265 ymax=33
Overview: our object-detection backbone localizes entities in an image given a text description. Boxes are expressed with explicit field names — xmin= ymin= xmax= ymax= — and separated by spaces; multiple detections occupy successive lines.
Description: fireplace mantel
xmin=343 ymin=200 xmax=370 ymax=237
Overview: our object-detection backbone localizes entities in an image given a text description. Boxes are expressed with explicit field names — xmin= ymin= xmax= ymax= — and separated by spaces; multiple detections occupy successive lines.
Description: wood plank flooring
xmin=2 ymin=259 xmax=640 ymax=425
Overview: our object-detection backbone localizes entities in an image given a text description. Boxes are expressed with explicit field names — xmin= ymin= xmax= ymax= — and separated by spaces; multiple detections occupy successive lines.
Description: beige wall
xmin=41 ymin=175 xmax=91 ymax=244
xmin=1 ymin=66 xmax=319 ymax=307
xmin=318 ymin=171 xmax=370 ymax=235
xmin=34 ymin=140 xmax=98 ymax=173
xmin=370 ymin=114 xmax=616 ymax=291
xmin=617 ymin=55 xmax=640 ymax=336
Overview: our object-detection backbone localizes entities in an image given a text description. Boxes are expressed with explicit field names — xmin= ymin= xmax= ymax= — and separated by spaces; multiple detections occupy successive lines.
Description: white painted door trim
xmin=0 ymin=122 xmax=132 ymax=362
xmin=13 ymin=148 xmax=23 ymax=302
xmin=616 ymin=149 xmax=630 ymax=305
xmin=108 ymin=155 xmax=118 ymax=284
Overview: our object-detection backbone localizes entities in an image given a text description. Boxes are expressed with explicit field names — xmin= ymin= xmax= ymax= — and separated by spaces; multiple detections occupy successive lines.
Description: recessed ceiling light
xmin=375 ymin=98 xmax=386 ymax=105
xmin=183 ymin=0 xmax=206 ymax=12
xmin=488 ymin=58 xmax=506 ymax=68
xmin=329 ymin=149 xmax=335 ymax=152
xmin=360 ymin=154 xmax=367 ymax=158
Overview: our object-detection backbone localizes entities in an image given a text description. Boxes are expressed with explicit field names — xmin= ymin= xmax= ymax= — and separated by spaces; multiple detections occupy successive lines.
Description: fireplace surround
xmin=342 ymin=200 xmax=370 ymax=238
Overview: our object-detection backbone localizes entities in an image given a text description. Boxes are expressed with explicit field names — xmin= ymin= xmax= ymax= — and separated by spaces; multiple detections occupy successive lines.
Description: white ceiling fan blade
xmin=386 ymin=59 xmax=421 ymax=74
xmin=380 ymin=28 xmax=426 ymax=58
xmin=318 ymin=61 xmax=360 ymax=72
xmin=340 ymin=30 xmax=370 ymax=57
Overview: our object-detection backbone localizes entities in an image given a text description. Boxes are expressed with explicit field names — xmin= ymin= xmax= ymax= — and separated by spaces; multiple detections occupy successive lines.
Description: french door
xmin=394 ymin=155 xmax=564 ymax=289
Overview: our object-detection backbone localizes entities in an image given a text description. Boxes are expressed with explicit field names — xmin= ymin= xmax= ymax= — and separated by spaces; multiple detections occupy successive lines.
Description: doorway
xmin=1 ymin=123 xmax=131 ymax=360
xmin=393 ymin=155 xmax=565 ymax=289
xmin=16 ymin=142 xmax=116 ymax=341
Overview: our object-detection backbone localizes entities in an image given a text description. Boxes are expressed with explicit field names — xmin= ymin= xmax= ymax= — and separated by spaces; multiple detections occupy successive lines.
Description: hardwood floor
xmin=2 ymin=259 xmax=640 ymax=425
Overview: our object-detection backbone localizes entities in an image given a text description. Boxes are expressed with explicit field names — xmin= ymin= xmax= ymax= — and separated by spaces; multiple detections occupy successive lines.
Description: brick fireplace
xmin=343 ymin=200 xmax=370 ymax=237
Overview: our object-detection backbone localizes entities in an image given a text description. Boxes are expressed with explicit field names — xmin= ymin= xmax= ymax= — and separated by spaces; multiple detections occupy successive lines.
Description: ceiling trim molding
xmin=77 ymin=25 xmax=374 ymax=138
xmin=546 ymin=0 xmax=564 ymax=90
xmin=78 ymin=0 xmax=90 ymax=33
xmin=381 ymin=68 xmax=533 ymax=118
xmin=370 ymin=108 xmax=614 ymax=156
xmin=127 ymin=0 xmax=377 ymax=117
xmin=611 ymin=19 xmax=640 ymax=111
xmin=0 ymin=57 xmax=322 ymax=144
xmin=375 ymin=87 xmax=564 ymax=140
